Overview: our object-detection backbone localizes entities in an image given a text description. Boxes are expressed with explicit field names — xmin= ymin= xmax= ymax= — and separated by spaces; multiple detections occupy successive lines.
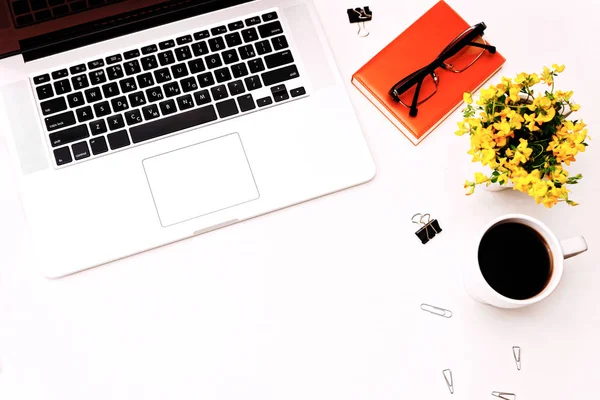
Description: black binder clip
xmin=412 ymin=213 xmax=442 ymax=244
xmin=347 ymin=7 xmax=372 ymax=37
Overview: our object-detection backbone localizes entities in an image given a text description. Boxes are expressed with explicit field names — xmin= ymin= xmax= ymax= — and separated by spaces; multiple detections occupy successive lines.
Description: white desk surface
xmin=1 ymin=0 xmax=599 ymax=398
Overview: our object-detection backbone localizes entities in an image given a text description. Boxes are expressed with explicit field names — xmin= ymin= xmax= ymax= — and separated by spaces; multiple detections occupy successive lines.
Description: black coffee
xmin=478 ymin=222 xmax=553 ymax=300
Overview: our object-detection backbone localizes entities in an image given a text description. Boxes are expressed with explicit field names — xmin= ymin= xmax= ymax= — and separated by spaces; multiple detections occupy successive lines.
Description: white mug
xmin=463 ymin=214 xmax=588 ymax=308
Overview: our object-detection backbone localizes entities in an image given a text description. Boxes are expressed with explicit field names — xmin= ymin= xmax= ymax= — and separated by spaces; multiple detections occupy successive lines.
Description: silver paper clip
xmin=512 ymin=346 xmax=521 ymax=371
xmin=492 ymin=392 xmax=516 ymax=400
xmin=352 ymin=8 xmax=371 ymax=37
xmin=442 ymin=369 xmax=454 ymax=394
xmin=421 ymin=303 xmax=453 ymax=318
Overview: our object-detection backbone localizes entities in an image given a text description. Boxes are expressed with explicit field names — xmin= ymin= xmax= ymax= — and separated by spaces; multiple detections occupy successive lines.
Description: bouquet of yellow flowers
xmin=456 ymin=65 xmax=589 ymax=208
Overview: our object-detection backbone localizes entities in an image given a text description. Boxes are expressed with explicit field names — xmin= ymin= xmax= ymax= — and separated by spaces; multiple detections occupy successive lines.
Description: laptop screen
xmin=0 ymin=0 xmax=251 ymax=61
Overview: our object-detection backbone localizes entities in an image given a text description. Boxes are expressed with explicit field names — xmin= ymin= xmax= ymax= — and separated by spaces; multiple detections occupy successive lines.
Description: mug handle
xmin=560 ymin=236 xmax=588 ymax=260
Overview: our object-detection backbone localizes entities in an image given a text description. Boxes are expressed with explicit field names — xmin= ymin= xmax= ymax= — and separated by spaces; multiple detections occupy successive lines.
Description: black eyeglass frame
xmin=389 ymin=22 xmax=496 ymax=117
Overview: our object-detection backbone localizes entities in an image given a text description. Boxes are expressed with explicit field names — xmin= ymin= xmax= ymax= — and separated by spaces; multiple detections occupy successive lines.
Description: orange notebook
xmin=352 ymin=1 xmax=506 ymax=145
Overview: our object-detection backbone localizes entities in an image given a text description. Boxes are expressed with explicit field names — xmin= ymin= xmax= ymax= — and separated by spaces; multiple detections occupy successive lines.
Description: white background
xmin=1 ymin=0 xmax=599 ymax=398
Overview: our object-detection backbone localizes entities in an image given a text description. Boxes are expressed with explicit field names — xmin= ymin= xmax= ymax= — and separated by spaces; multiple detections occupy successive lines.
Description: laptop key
xmin=208 ymin=37 xmax=226 ymax=52
xmin=197 ymin=72 xmax=215 ymax=88
xmin=124 ymin=60 xmax=142 ymax=75
xmin=137 ymin=72 xmax=155 ymax=88
xmin=255 ymin=40 xmax=272 ymax=55
xmin=237 ymin=94 xmax=256 ymax=112
xmin=157 ymin=51 xmax=175 ymax=66
xmin=142 ymin=104 xmax=160 ymax=121
xmin=33 ymin=74 xmax=50 ymax=85
xmin=211 ymin=85 xmax=228 ymax=101
xmin=71 ymin=74 xmax=90 ymax=90
xmin=154 ymin=68 xmax=172 ymax=84
xmin=141 ymin=44 xmax=158 ymax=54
xmin=159 ymin=99 xmax=177 ymax=116
xmin=54 ymin=79 xmax=72 ymax=95
xmin=106 ymin=54 xmax=122 ymax=64
xmin=36 ymin=84 xmax=54 ymax=100
xmin=69 ymin=64 xmax=87 ymax=75
xmin=89 ymin=70 xmax=107 ymax=85
xmin=290 ymin=86 xmax=306 ymax=97
xmin=238 ymin=45 xmax=256 ymax=60
xmin=258 ymin=21 xmax=283 ymax=38
xmin=244 ymin=75 xmax=262 ymax=91
xmin=228 ymin=21 xmax=244 ymax=31
xmin=176 ymin=35 xmax=193 ymax=45
xmin=174 ymin=46 xmax=192 ymax=62
xmin=257 ymin=96 xmax=273 ymax=107
xmin=231 ymin=63 xmax=249 ymax=78
xmin=193 ymin=30 xmax=209 ymax=40
xmin=67 ymin=92 xmax=84 ymax=108
xmin=205 ymin=54 xmax=223 ymax=69
xmin=107 ymin=114 xmax=125 ymax=131
xmin=193 ymin=90 xmax=211 ymax=105
xmin=48 ymin=124 xmax=89 ymax=146
xmin=88 ymin=59 xmax=105 ymax=70
xmin=128 ymin=91 xmax=147 ymax=107
xmin=89 ymin=119 xmax=107 ymax=135
xmin=159 ymin=39 xmax=175 ymax=50
xmin=248 ymin=58 xmax=265 ymax=73
xmin=41 ymin=96 xmax=67 ymax=115
xmin=222 ymin=49 xmax=239 ymax=65
xmin=242 ymin=28 xmax=258 ymax=43
xmin=111 ymin=96 xmax=129 ymax=112
xmin=214 ymin=68 xmax=232 ymax=83
xmin=107 ymin=130 xmax=130 ymax=150
xmin=228 ymin=80 xmax=245 ymax=96
xmin=145 ymin=87 xmax=164 ymax=102
xmin=123 ymin=50 xmax=140 ymax=60
xmin=188 ymin=59 xmax=205 ymax=74
xmin=120 ymin=77 xmax=138 ymax=93
xmin=211 ymin=26 xmax=227 ymax=35
xmin=76 ymin=106 xmax=94 ymax=122
xmin=124 ymin=109 xmax=143 ymax=126
xmin=129 ymin=105 xmax=218 ymax=144
xmin=45 ymin=110 xmax=75 ymax=131
xmin=177 ymin=94 xmax=195 ymax=110
xmin=261 ymin=65 xmax=299 ymax=86
xmin=102 ymin=82 xmax=120 ymax=98
xmin=107 ymin=65 xmax=124 ymax=80
xmin=216 ymin=99 xmax=239 ymax=118
xmin=262 ymin=11 xmax=278 ymax=22
xmin=72 ymin=141 xmax=90 ymax=160
xmin=171 ymin=63 xmax=189 ymax=79
xmin=163 ymin=82 xmax=181 ymax=98
xmin=53 ymin=146 xmax=72 ymax=165
xmin=192 ymin=41 xmax=209 ymax=57
xmin=93 ymin=101 xmax=111 ymax=117
xmin=271 ymin=84 xmax=289 ymax=102
xmin=180 ymin=77 xmax=198 ymax=93
xmin=84 ymin=87 xmax=103 ymax=103
xmin=141 ymin=55 xmax=159 ymax=71
xmin=245 ymin=16 xmax=261 ymax=26
xmin=51 ymin=69 xmax=69 ymax=80
xmin=265 ymin=50 xmax=294 ymax=69
xmin=271 ymin=35 xmax=288 ymax=50
xmin=90 ymin=136 xmax=109 ymax=155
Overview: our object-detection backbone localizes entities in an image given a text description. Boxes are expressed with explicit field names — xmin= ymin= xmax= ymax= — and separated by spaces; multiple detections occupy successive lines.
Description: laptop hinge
xmin=19 ymin=0 xmax=253 ymax=62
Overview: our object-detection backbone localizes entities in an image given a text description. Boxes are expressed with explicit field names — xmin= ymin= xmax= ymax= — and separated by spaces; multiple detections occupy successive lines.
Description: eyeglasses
xmin=389 ymin=22 xmax=496 ymax=117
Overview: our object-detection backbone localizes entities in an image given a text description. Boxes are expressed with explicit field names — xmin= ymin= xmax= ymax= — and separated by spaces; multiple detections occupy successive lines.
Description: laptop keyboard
xmin=31 ymin=10 xmax=308 ymax=168
xmin=10 ymin=0 xmax=124 ymax=28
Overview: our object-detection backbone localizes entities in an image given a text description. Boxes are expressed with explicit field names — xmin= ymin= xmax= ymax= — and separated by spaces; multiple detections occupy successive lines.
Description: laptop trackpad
xmin=143 ymin=133 xmax=259 ymax=227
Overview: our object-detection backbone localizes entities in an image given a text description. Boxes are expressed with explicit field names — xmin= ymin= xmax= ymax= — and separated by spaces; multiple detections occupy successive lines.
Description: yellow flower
xmin=571 ymin=104 xmax=580 ymax=111
xmin=474 ymin=172 xmax=489 ymax=184
xmin=541 ymin=66 xmax=554 ymax=85
xmin=464 ymin=180 xmax=475 ymax=196
xmin=463 ymin=92 xmax=473 ymax=105
xmin=552 ymin=63 xmax=565 ymax=73
xmin=508 ymin=87 xmax=520 ymax=103
xmin=535 ymin=106 xmax=556 ymax=123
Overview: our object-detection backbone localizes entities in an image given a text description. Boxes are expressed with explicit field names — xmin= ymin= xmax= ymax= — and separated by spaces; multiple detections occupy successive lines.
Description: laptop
xmin=0 ymin=0 xmax=375 ymax=278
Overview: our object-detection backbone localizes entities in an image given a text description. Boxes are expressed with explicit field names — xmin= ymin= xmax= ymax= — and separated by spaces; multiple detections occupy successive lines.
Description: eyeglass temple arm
xmin=466 ymin=41 xmax=496 ymax=54
xmin=409 ymin=79 xmax=423 ymax=117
